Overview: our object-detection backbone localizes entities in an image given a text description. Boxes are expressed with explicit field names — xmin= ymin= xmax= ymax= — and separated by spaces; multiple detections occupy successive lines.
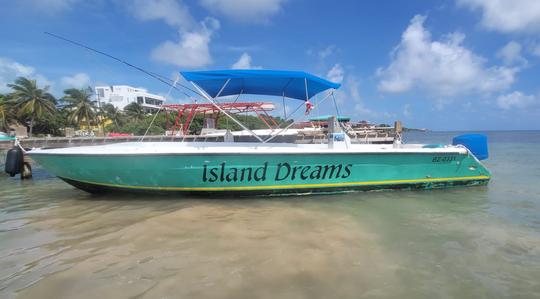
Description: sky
xmin=1 ymin=0 xmax=540 ymax=130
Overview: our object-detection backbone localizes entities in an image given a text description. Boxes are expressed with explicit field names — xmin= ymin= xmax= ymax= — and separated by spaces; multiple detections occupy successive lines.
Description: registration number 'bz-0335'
xmin=432 ymin=156 xmax=457 ymax=163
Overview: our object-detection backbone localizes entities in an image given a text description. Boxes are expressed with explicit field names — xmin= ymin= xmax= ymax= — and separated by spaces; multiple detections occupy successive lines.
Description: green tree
xmin=62 ymin=87 xmax=97 ymax=131
xmin=124 ymin=102 xmax=146 ymax=122
xmin=101 ymin=103 xmax=124 ymax=131
xmin=32 ymin=111 xmax=66 ymax=136
xmin=0 ymin=94 xmax=11 ymax=132
xmin=7 ymin=77 xmax=57 ymax=137
xmin=117 ymin=115 xmax=165 ymax=135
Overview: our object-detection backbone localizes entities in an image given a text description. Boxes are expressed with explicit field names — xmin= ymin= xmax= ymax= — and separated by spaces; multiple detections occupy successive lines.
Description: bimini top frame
xmin=180 ymin=70 xmax=342 ymax=143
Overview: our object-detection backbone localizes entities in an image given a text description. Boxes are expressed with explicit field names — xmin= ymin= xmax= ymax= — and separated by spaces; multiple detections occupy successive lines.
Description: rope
xmin=44 ymin=32 xmax=202 ymax=98
xmin=140 ymin=75 xmax=179 ymax=141
xmin=14 ymin=138 xmax=26 ymax=153
xmin=181 ymin=98 xmax=198 ymax=142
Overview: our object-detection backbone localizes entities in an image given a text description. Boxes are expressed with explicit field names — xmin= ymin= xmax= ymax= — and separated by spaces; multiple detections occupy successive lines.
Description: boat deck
xmin=29 ymin=141 xmax=469 ymax=156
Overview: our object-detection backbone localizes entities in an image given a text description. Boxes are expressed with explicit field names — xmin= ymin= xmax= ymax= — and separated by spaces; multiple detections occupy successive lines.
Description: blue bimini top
xmin=181 ymin=69 xmax=341 ymax=101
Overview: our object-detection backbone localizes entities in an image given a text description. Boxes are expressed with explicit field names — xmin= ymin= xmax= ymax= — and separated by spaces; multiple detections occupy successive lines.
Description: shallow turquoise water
xmin=1 ymin=131 xmax=539 ymax=298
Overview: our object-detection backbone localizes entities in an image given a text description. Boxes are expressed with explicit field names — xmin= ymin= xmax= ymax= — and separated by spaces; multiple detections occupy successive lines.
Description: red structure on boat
xmin=162 ymin=102 xmax=277 ymax=135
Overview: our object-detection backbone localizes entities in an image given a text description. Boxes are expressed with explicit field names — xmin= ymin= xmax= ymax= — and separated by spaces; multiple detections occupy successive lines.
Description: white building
xmin=95 ymin=85 xmax=165 ymax=112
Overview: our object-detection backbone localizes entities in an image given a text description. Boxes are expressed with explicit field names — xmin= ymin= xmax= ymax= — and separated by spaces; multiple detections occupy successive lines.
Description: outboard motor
xmin=5 ymin=146 xmax=24 ymax=177
xmin=452 ymin=134 xmax=488 ymax=160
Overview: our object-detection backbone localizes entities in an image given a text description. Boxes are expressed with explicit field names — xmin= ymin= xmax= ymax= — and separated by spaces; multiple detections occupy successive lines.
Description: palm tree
xmin=7 ymin=77 xmax=57 ymax=137
xmin=0 ymin=94 xmax=12 ymax=132
xmin=62 ymin=87 xmax=98 ymax=132
xmin=124 ymin=102 xmax=146 ymax=122
xmin=102 ymin=103 xmax=124 ymax=130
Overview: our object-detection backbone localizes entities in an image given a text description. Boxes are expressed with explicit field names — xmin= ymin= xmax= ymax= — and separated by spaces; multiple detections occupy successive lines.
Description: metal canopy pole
xmin=263 ymin=90 xmax=335 ymax=144
xmin=190 ymin=82 xmax=264 ymax=143
xmin=232 ymin=89 xmax=243 ymax=104
xmin=282 ymin=91 xmax=287 ymax=119
xmin=227 ymin=89 xmax=243 ymax=130
xmin=262 ymin=100 xmax=305 ymax=143
xmin=304 ymin=78 xmax=309 ymax=101
xmin=262 ymin=120 xmax=297 ymax=144
xmin=215 ymin=78 xmax=230 ymax=98
xmin=312 ymin=90 xmax=333 ymax=109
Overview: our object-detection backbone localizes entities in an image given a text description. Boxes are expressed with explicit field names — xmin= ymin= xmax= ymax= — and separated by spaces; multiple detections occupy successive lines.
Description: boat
xmin=0 ymin=132 xmax=15 ymax=141
xmin=27 ymin=70 xmax=491 ymax=195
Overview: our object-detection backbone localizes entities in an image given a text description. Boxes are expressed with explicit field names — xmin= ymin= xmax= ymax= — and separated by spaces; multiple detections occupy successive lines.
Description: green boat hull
xmin=30 ymin=151 xmax=491 ymax=195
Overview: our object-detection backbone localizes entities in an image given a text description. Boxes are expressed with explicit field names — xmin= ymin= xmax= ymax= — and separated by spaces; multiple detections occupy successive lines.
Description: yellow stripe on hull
xmin=61 ymin=175 xmax=491 ymax=192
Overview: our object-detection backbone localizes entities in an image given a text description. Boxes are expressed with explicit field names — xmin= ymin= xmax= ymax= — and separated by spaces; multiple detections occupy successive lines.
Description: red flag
xmin=305 ymin=100 xmax=313 ymax=115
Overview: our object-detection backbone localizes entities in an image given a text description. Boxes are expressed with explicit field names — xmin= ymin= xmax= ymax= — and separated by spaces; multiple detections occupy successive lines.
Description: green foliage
xmin=7 ymin=77 xmax=58 ymax=137
xmin=155 ymin=113 xmax=291 ymax=135
xmin=114 ymin=114 xmax=166 ymax=135
xmin=215 ymin=114 xmax=291 ymax=131
xmin=62 ymin=87 xmax=98 ymax=130
xmin=101 ymin=103 xmax=125 ymax=131
xmin=124 ymin=102 xmax=146 ymax=121
xmin=216 ymin=115 xmax=241 ymax=131
xmin=59 ymin=107 xmax=77 ymax=128
xmin=32 ymin=111 xmax=67 ymax=136
xmin=0 ymin=93 xmax=13 ymax=132
xmin=1 ymin=77 xmax=296 ymax=137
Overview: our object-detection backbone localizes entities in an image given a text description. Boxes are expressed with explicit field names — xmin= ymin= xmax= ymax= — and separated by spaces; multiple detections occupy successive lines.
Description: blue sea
xmin=1 ymin=131 xmax=539 ymax=298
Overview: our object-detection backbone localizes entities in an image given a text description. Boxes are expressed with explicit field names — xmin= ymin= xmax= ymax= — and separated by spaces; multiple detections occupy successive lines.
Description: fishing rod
xmin=44 ymin=32 xmax=281 ymax=142
xmin=44 ymin=31 xmax=200 ymax=98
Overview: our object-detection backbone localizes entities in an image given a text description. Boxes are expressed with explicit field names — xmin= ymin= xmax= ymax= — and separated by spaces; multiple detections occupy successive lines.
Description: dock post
xmin=328 ymin=116 xmax=336 ymax=149
xmin=21 ymin=154 xmax=32 ymax=179
xmin=393 ymin=120 xmax=403 ymax=148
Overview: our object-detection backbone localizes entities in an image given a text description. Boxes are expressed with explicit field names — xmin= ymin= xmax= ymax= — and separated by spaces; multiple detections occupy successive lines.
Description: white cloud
xmin=318 ymin=45 xmax=336 ymax=59
xmin=377 ymin=15 xmax=517 ymax=96
xmin=532 ymin=44 xmax=540 ymax=57
xmin=130 ymin=0 xmax=220 ymax=68
xmin=434 ymin=98 xmax=452 ymax=111
xmin=403 ymin=104 xmax=411 ymax=117
xmin=496 ymin=41 xmax=527 ymax=66
xmin=17 ymin=0 xmax=79 ymax=14
xmin=0 ymin=57 xmax=53 ymax=93
xmin=326 ymin=64 xmax=344 ymax=84
xmin=60 ymin=73 xmax=91 ymax=88
xmin=151 ymin=17 xmax=220 ymax=68
xmin=324 ymin=65 xmax=387 ymax=120
xmin=227 ymin=45 xmax=262 ymax=52
xmin=130 ymin=0 xmax=194 ymax=30
xmin=335 ymin=75 xmax=382 ymax=119
xmin=199 ymin=0 xmax=286 ymax=23
xmin=458 ymin=0 xmax=540 ymax=33
xmin=0 ymin=57 xmax=34 ymax=78
xmin=231 ymin=52 xmax=261 ymax=69
xmin=497 ymin=91 xmax=538 ymax=109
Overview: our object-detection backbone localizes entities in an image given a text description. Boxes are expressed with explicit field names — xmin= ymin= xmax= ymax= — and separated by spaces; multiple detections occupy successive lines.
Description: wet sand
xmin=3 ymin=196 xmax=399 ymax=299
